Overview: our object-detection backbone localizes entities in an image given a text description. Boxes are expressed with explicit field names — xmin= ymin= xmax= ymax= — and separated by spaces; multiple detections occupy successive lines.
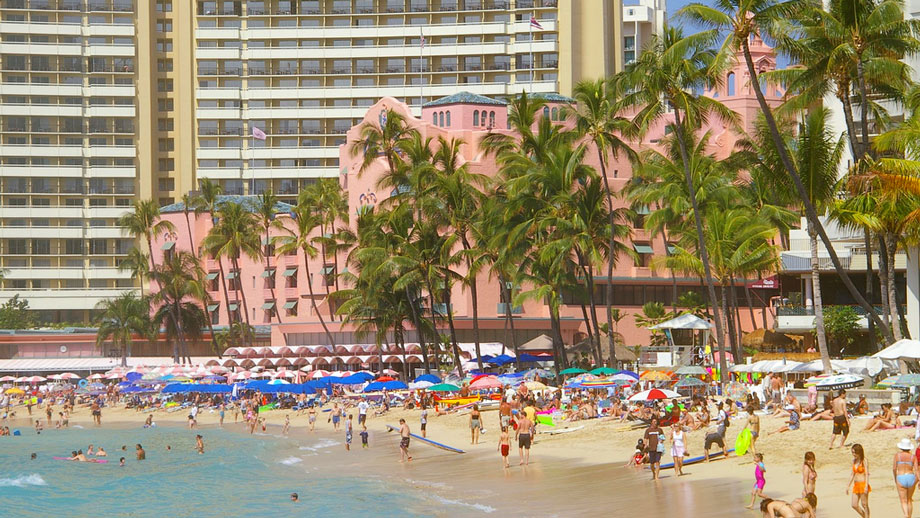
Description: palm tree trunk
xmin=864 ymin=231 xmax=877 ymax=351
xmin=886 ymin=235 xmax=903 ymax=341
xmin=855 ymin=58 xmax=873 ymax=158
xmin=721 ymin=284 xmax=738 ymax=363
xmin=467 ymin=266 xmax=483 ymax=373
xmin=662 ymin=231 xmax=678 ymax=313
xmin=302 ymin=253 xmax=336 ymax=346
xmin=878 ymin=235 xmax=892 ymax=328
xmin=744 ymin=284 xmax=757 ymax=330
xmin=549 ymin=303 xmax=566 ymax=384
xmin=839 ymin=87 xmax=864 ymax=160
xmin=671 ymin=109 xmax=729 ymax=385
xmin=232 ymin=257 xmax=253 ymax=344
xmin=443 ymin=286 xmax=464 ymax=375
xmin=809 ymin=228 xmax=833 ymax=373
xmin=404 ymin=285 xmax=430 ymax=374
xmin=585 ymin=265 xmax=605 ymax=365
xmin=500 ymin=274 xmax=520 ymax=369
xmin=320 ymin=227 xmax=336 ymax=323
xmin=184 ymin=211 xmax=196 ymax=255
xmin=730 ymin=278 xmax=744 ymax=353
xmin=597 ymin=146 xmax=618 ymax=365
xmin=264 ymin=225 xmax=284 ymax=338
xmin=397 ymin=331 xmax=409 ymax=383
xmin=216 ymin=259 xmax=234 ymax=333
xmin=579 ymin=301 xmax=600 ymax=366
xmin=740 ymin=37 xmax=894 ymax=344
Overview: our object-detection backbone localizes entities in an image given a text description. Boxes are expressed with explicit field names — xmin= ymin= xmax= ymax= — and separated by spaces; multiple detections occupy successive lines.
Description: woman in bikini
xmin=865 ymin=403 xmax=899 ymax=432
xmin=893 ymin=438 xmax=918 ymax=518
xmin=787 ymin=494 xmax=818 ymax=518
xmin=469 ymin=404 xmax=481 ymax=445
xmin=670 ymin=423 xmax=687 ymax=476
xmin=759 ymin=498 xmax=806 ymax=518
xmin=802 ymin=451 xmax=817 ymax=497
xmin=847 ymin=443 xmax=871 ymax=518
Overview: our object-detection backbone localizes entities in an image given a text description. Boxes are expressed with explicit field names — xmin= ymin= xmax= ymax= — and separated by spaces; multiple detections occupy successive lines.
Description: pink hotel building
xmin=150 ymin=40 xmax=783 ymax=358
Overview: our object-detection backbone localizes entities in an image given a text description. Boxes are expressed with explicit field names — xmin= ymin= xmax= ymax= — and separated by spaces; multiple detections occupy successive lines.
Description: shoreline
xmin=5 ymin=403 xmax=911 ymax=516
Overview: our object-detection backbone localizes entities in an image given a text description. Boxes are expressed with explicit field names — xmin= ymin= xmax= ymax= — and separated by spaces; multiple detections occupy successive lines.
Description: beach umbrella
xmin=376 ymin=375 xmax=396 ymax=382
xmin=640 ymin=371 xmax=672 ymax=382
xmin=209 ymin=366 xmax=229 ymax=374
xmin=414 ymin=374 xmax=441 ymax=384
xmin=611 ymin=373 xmax=639 ymax=383
xmin=20 ymin=376 xmax=47 ymax=384
xmin=4 ymin=387 xmax=24 ymax=395
xmin=47 ymin=374 xmax=62 ymax=381
xmin=559 ymin=367 xmax=588 ymax=375
xmin=104 ymin=372 xmax=123 ymax=380
xmin=724 ymin=381 xmax=749 ymax=400
xmin=589 ymin=367 xmax=617 ymax=376
xmin=524 ymin=381 xmax=547 ymax=390
xmin=878 ymin=374 xmax=920 ymax=388
xmin=0 ymin=376 xmax=15 ymax=382
xmin=380 ymin=368 xmax=399 ymax=376
xmin=579 ymin=379 xmax=627 ymax=388
xmin=628 ymin=388 xmax=681 ymax=401
xmin=806 ymin=374 xmax=865 ymax=390
xmin=304 ymin=369 xmax=329 ymax=378
xmin=87 ymin=373 xmax=105 ymax=380
xmin=267 ymin=379 xmax=290 ymax=385
xmin=675 ymin=365 xmax=707 ymax=376
xmin=617 ymin=370 xmax=640 ymax=379
xmin=674 ymin=377 xmax=707 ymax=388
xmin=470 ymin=375 xmax=502 ymax=390
xmin=409 ymin=381 xmax=434 ymax=390
xmin=428 ymin=383 xmax=461 ymax=392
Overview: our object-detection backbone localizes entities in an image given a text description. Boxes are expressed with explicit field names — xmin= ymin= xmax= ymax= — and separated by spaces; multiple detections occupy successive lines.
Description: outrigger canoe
xmin=433 ymin=395 xmax=481 ymax=406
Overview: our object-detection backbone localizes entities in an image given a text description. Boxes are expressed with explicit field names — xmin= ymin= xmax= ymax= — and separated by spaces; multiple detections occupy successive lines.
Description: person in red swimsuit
xmin=497 ymin=426 xmax=511 ymax=469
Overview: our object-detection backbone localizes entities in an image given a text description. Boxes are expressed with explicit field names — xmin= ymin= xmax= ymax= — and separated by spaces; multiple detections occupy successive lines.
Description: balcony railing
xmin=775 ymin=304 xmax=904 ymax=317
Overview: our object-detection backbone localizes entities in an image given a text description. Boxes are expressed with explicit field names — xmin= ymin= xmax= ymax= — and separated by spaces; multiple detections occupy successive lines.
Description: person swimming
xmin=96 ymin=447 xmax=106 ymax=457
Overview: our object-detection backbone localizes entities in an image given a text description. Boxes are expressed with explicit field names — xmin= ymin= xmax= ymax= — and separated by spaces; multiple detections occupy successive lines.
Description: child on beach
xmin=345 ymin=414 xmax=353 ymax=451
xmin=282 ymin=415 xmax=290 ymax=436
xmin=802 ymin=451 xmax=817 ymax=497
xmin=626 ymin=439 xmax=647 ymax=467
xmin=420 ymin=408 xmax=428 ymax=438
xmin=498 ymin=426 xmax=511 ymax=469
xmin=768 ymin=406 xmax=800 ymax=435
xmin=360 ymin=424 xmax=369 ymax=449
xmin=746 ymin=453 xmax=767 ymax=509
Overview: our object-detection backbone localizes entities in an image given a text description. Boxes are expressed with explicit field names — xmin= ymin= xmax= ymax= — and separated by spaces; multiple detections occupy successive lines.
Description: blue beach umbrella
xmin=414 ymin=374 xmax=441 ymax=384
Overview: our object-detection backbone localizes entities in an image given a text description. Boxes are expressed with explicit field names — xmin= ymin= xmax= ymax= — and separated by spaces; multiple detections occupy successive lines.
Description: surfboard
xmin=434 ymin=396 xmax=481 ymax=406
xmin=659 ymin=448 xmax=735 ymax=469
xmin=52 ymin=457 xmax=108 ymax=464
xmin=385 ymin=425 xmax=465 ymax=454
xmin=546 ymin=425 xmax=584 ymax=435
xmin=735 ymin=428 xmax=752 ymax=456
xmin=258 ymin=403 xmax=276 ymax=413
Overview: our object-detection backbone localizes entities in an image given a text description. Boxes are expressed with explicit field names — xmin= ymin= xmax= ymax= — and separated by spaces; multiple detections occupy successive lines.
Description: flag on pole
xmin=251 ymin=126 xmax=266 ymax=140
xmin=529 ymin=15 xmax=543 ymax=30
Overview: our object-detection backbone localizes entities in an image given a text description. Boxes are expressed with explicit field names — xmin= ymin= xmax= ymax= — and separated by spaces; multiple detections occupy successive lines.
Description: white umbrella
xmin=0 ymin=376 xmax=16 ymax=382
xmin=874 ymin=339 xmax=920 ymax=360
xmin=20 ymin=376 xmax=47 ymax=384
xmin=58 ymin=372 xmax=82 ymax=380
xmin=266 ymin=378 xmax=290 ymax=385
xmin=409 ymin=381 xmax=434 ymax=390
xmin=88 ymin=373 xmax=105 ymax=380
xmin=104 ymin=372 xmax=122 ymax=380
xmin=807 ymin=374 xmax=865 ymax=390
xmin=730 ymin=364 xmax=752 ymax=373
xmin=628 ymin=388 xmax=682 ymax=401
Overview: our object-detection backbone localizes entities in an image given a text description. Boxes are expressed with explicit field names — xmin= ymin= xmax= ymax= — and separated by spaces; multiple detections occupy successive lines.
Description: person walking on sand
xmin=420 ymin=408 xmax=428 ymax=438
xmin=308 ymin=404 xmax=316 ymax=432
xmin=357 ymin=396 xmax=369 ymax=426
xmin=893 ymin=438 xmax=918 ymax=518
xmin=803 ymin=451 xmax=817 ymax=497
xmin=282 ymin=414 xmax=290 ymax=436
xmin=744 ymin=406 xmax=760 ymax=456
xmin=670 ymin=421 xmax=687 ymax=476
xmin=644 ymin=417 xmax=663 ymax=480
xmin=704 ymin=403 xmax=728 ymax=463
xmin=846 ymin=443 xmax=870 ymax=518
xmin=218 ymin=403 xmax=225 ymax=428
xmin=331 ymin=403 xmax=341 ymax=431
xmin=746 ymin=453 xmax=767 ymax=509
xmin=516 ymin=410 xmax=534 ymax=466
xmin=360 ymin=423 xmax=369 ymax=449
xmin=398 ymin=418 xmax=412 ymax=462
xmin=470 ymin=404 xmax=482 ymax=445
xmin=831 ymin=389 xmax=850 ymax=450
xmin=345 ymin=414 xmax=353 ymax=451
xmin=498 ymin=426 xmax=511 ymax=469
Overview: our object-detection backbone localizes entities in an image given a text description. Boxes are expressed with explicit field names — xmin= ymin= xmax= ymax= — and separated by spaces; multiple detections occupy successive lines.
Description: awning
xmin=206 ymin=272 xmax=219 ymax=280
xmin=261 ymin=237 xmax=272 ymax=245
xmin=261 ymin=301 xmax=276 ymax=310
xmin=207 ymin=303 xmax=219 ymax=312
xmin=320 ymin=266 xmax=335 ymax=275
xmin=283 ymin=267 xmax=297 ymax=277
xmin=261 ymin=268 xmax=275 ymax=278
xmin=633 ymin=243 xmax=654 ymax=254
xmin=228 ymin=303 xmax=239 ymax=311
xmin=666 ymin=244 xmax=676 ymax=255
xmin=161 ymin=241 xmax=175 ymax=251
xmin=283 ymin=300 xmax=298 ymax=309
xmin=226 ymin=271 xmax=239 ymax=279
xmin=635 ymin=206 xmax=650 ymax=215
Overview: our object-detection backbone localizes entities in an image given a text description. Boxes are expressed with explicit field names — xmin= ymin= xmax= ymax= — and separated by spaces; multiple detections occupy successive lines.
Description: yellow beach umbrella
xmin=524 ymin=381 xmax=547 ymax=390
xmin=4 ymin=388 xmax=24 ymax=395
xmin=640 ymin=371 xmax=672 ymax=382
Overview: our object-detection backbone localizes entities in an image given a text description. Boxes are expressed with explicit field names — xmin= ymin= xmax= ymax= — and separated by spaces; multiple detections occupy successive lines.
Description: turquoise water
xmin=0 ymin=423 xmax=440 ymax=517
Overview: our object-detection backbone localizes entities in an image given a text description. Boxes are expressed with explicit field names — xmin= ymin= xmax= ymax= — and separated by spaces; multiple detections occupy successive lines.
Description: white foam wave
xmin=278 ymin=457 xmax=303 ymax=466
xmin=0 ymin=474 xmax=47 ymax=488
xmin=433 ymin=495 xmax=496 ymax=513
xmin=405 ymin=478 xmax=448 ymax=489
xmin=299 ymin=438 xmax=340 ymax=451
xmin=71 ymin=425 xmax=84 ymax=429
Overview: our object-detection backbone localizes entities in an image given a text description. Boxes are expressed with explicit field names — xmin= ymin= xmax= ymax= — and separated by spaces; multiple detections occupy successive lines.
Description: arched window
xmin=473 ymin=110 xmax=479 ymax=126
xmin=432 ymin=112 xmax=437 ymax=125
xmin=543 ymin=106 xmax=550 ymax=119
xmin=439 ymin=111 xmax=444 ymax=127
xmin=727 ymin=72 xmax=736 ymax=96
xmin=551 ymin=107 xmax=558 ymax=120
xmin=446 ymin=111 xmax=451 ymax=127
xmin=489 ymin=111 xmax=495 ymax=127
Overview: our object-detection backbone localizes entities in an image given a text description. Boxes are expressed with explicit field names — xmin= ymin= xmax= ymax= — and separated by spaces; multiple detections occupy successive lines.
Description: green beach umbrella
xmin=589 ymin=367 xmax=617 ymax=376
xmin=428 ymin=383 xmax=461 ymax=392
xmin=675 ymin=365 xmax=707 ymax=376
xmin=560 ymin=368 xmax=588 ymax=376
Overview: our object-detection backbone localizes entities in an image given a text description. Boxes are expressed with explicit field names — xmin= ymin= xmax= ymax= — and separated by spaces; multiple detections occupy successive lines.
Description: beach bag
xmin=656 ymin=433 xmax=666 ymax=453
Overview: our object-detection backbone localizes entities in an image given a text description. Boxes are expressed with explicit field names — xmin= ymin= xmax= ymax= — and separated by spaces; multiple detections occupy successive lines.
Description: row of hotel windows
xmin=208 ymin=299 xmax=299 ymax=325
xmin=431 ymin=109 xmax=499 ymax=128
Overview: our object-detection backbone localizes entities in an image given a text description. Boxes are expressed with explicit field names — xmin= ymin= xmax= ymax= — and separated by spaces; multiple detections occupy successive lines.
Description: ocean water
xmin=0 ymin=423 xmax=446 ymax=518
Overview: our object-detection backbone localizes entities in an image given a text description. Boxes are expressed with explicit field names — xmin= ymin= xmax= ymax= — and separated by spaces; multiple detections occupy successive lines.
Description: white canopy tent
xmin=873 ymin=339 xmax=920 ymax=360
xmin=648 ymin=314 xmax=714 ymax=367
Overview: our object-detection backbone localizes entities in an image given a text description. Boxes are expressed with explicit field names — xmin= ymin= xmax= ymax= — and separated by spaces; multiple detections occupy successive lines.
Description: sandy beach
xmin=5 ymin=399 xmax=914 ymax=517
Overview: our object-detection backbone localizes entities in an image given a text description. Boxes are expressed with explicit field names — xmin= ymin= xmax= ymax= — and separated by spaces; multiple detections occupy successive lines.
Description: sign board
xmin=749 ymin=275 xmax=778 ymax=289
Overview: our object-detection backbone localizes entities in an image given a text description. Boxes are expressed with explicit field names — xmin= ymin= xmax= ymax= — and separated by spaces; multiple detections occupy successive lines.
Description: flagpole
xmin=530 ymin=11 xmax=534 ymax=92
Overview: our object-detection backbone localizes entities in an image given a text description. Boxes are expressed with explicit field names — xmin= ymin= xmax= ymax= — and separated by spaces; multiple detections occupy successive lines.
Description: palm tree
xmin=149 ymin=250 xmax=205 ymax=363
xmin=192 ymin=179 xmax=235 ymax=328
xmin=349 ymin=107 xmax=417 ymax=178
xmin=95 ymin=293 xmax=151 ymax=367
xmin=201 ymin=201 xmax=262 ymax=340
xmin=179 ymin=193 xmax=197 ymax=255
xmin=571 ymin=78 xmax=639 ymax=364
xmin=118 ymin=247 xmax=151 ymax=297
xmin=680 ymin=0 xmax=903 ymax=342
xmin=619 ymin=25 xmax=735 ymax=382
xmin=276 ymin=191 xmax=336 ymax=347
xmin=118 ymin=199 xmax=175 ymax=286
xmin=254 ymin=190 xmax=284 ymax=330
